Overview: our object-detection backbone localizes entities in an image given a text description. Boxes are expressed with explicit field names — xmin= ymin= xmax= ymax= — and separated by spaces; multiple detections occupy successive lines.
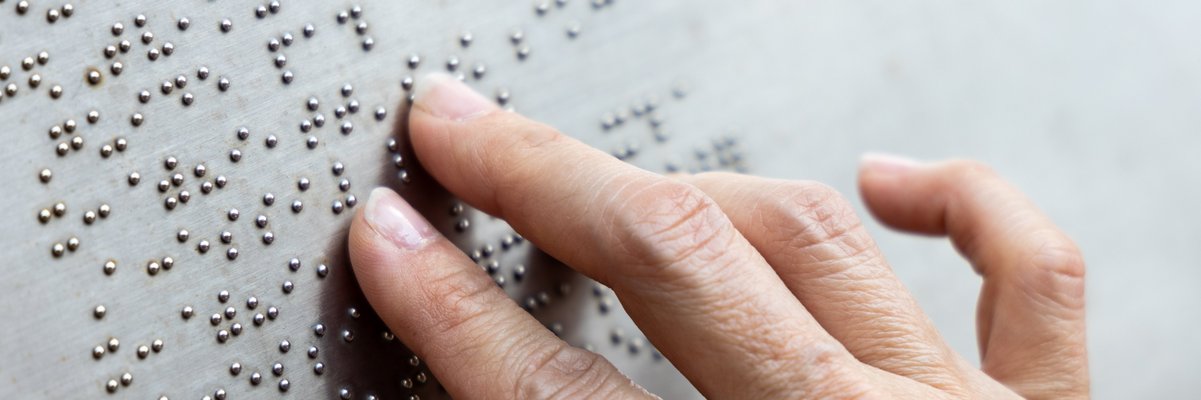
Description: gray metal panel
xmin=0 ymin=1 xmax=773 ymax=398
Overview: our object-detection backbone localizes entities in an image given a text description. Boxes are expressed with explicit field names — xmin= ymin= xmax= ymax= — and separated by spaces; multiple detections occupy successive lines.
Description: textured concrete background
xmin=732 ymin=1 xmax=1200 ymax=398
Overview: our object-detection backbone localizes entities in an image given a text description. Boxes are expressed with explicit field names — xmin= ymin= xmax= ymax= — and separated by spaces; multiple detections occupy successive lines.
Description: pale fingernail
xmin=860 ymin=152 xmax=921 ymax=174
xmin=365 ymin=187 xmax=437 ymax=250
xmin=412 ymin=73 xmax=497 ymax=121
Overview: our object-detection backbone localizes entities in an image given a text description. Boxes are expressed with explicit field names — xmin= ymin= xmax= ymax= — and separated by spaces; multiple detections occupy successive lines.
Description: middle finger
xmin=407 ymin=74 xmax=869 ymax=398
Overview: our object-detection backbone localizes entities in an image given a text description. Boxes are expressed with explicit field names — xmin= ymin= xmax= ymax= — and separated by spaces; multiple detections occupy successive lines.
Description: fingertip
xmin=411 ymin=72 xmax=498 ymax=122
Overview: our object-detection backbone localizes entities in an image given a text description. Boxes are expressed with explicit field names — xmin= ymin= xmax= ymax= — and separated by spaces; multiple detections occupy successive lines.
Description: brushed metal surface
xmin=0 ymin=1 xmax=774 ymax=398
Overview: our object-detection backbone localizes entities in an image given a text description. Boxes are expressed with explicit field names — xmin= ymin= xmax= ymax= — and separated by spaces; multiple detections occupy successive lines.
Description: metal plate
xmin=0 ymin=1 xmax=778 ymax=398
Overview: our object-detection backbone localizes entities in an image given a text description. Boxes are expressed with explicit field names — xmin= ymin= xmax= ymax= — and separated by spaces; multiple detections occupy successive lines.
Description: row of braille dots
xmin=102 ymin=14 xmax=182 ymax=81
xmin=150 ymin=156 xmax=230 ymax=212
xmin=588 ymin=285 xmax=664 ymax=361
xmin=46 ymin=111 xmax=101 ymax=157
xmin=691 ymin=135 xmax=748 ymax=173
xmin=466 ymin=231 xmax=529 ymax=288
xmin=187 ymin=291 xmax=296 ymax=395
xmin=293 ymin=83 xmax=381 ymax=155
xmin=335 ymin=5 xmax=375 ymax=51
xmin=5 ymin=0 xmax=72 ymax=21
xmin=325 ymin=311 xmax=434 ymax=400
xmin=599 ymin=95 xmax=668 ymax=161
xmin=0 ymin=51 xmax=64 ymax=101
xmin=37 ymin=200 xmax=110 ymax=225
xmin=533 ymin=0 xmax=604 ymax=41
xmin=96 ymin=337 xmax=165 ymax=394
xmin=266 ymin=12 xmax=318 ymax=86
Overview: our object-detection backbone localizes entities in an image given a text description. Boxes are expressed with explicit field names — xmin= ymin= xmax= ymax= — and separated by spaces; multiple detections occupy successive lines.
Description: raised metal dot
xmin=253 ymin=313 xmax=265 ymax=325
xmin=303 ymin=23 xmax=316 ymax=37
xmin=281 ymin=70 xmax=294 ymax=84
xmin=265 ymin=134 xmax=278 ymax=148
xmin=151 ymin=339 xmax=163 ymax=353
xmin=38 ymin=209 xmax=52 ymax=223
xmin=224 ymin=306 xmax=236 ymax=319
xmin=214 ymin=389 xmax=226 ymax=400
xmin=279 ymin=340 xmax=291 ymax=353
xmin=267 ymin=306 xmax=279 ymax=319
xmin=194 ymin=164 xmax=206 ymax=177
xmin=231 ymin=323 xmax=242 ymax=336
xmin=200 ymin=181 xmax=214 ymax=194
xmin=291 ymin=200 xmax=303 ymax=213
xmin=93 ymin=304 xmax=107 ymax=319
xmin=177 ymin=229 xmax=189 ymax=242
xmin=161 ymin=257 xmax=174 ymax=270
xmin=103 ymin=260 xmax=117 ymax=275
xmin=341 ymin=83 xmax=353 ymax=97
xmin=28 ymin=73 xmax=41 ymax=88
xmin=93 ymin=345 xmax=105 ymax=359
xmin=218 ymin=77 xmax=230 ymax=91
xmin=229 ymin=362 xmax=242 ymax=376
xmin=338 ymin=178 xmax=350 ymax=192
xmin=282 ymin=32 xmax=294 ymax=46
xmin=316 ymin=263 xmax=329 ymax=278
xmin=313 ymin=113 xmax=325 ymax=127
xmin=281 ymin=280 xmax=293 ymax=294
xmin=131 ymin=113 xmax=144 ymax=127
xmin=147 ymin=48 xmax=160 ymax=60
xmin=162 ymin=42 xmax=175 ymax=56
xmin=178 ymin=17 xmax=190 ymax=30
xmin=136 ymin=344 xmax=149 ymax=359
xmin=342 ymin=329 xmax=354 ymax=342
xmin=216 ymin=330 xmax=229 ymax=343
xmin=220 ymin=19 xmax=233 ymax=32
xmin=69 ymin=136 xmax=83 ymax=150
xmin=261 ymin=231 xmax=274 ymax=245
xmin=313 ymin=362 xmax=325 ymax=375
xmin=255 ymin=5 xmax=268 ymax=18
xmin=146 ymin=260 xmax=161 ymax=275
xmin=197 ymin=67 xmax=210 ymax=80
xmin=198 ymin=240 xmax=210 ymax=253
xmin=517 ymin=46 xmax=531 ymax=60
xmin=141 ymin=31 xmax=154 ymax=44
xmin=306 ymin=136 xmax=319 ymax=149
xmin=181 ymin=306 xmax=193 ymax=319
xmin=215 ymin=175 xmax=227 ymax=188
xmin=340 ymin=121 xmax=353 ymax=135
xmin=299 ymin=119 xmax=311 ymax=133
xmin=67 ymin=237 xmax=80 ymax=251
xmin=332 ymin=200 xmax=344 ymax=214
xmin=278 ymin=379 xmax=290 ymax=392
xmin=250 ymin=372 xmax=262 ymax=385
xmin=112 ymin=22 xmax=125 ymax=35
xmin=229 ymin=149 xmax=242 ymax=162
xmin=220 ymin=231 xmax=233 ymax=244
xmin=105 ymin=379 xmax=118 ymax=393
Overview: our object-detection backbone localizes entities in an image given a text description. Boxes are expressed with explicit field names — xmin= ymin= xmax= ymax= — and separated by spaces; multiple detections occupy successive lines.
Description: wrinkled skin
xmin=348 ymin=74 xmax=1088 ymax=399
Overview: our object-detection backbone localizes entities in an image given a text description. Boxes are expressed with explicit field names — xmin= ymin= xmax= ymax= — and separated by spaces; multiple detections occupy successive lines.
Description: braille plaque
xmin=0 ymin=1 xmax=775 ymax=399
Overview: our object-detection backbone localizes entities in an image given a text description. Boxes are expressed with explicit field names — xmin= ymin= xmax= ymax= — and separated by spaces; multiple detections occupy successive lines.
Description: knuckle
xmin=1021 ymin=233 xmax=1087 ymax=311
xmin=609 ymin=179 xmax=735 ymax=282
xmin=511 ymin=344 xmax=619 ymax=399
xmin=420 ymin=266 xmax=499 ymax=341
xmin=762 ymin=182 xmax=876 ymax=269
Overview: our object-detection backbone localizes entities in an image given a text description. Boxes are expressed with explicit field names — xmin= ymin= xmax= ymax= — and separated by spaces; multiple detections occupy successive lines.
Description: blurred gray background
xmin=723 ymin=1 xmax=1201 ymax=398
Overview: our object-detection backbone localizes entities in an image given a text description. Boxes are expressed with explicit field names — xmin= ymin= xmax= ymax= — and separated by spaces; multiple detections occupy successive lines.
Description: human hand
xmin=348 ymin=74 xmax=1088 ymax=399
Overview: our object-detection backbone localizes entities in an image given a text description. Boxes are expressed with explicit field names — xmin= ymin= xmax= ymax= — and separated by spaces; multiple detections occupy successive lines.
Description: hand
xmin=348 ymin=74 xmax=1088 ymax=399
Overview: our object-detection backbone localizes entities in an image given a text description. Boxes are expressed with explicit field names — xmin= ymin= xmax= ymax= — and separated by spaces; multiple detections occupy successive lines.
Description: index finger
xmin=407 ymin=74 xmax=864 ymax=398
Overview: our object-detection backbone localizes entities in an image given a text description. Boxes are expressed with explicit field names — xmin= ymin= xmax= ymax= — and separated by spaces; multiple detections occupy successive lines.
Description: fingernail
xmin=365 ymin=187 xmax=437 ymax=250
xmin=860 ymin=152 xmax=921 ymax=174
xmin=412 ymin=73 xmax=497 ymax=121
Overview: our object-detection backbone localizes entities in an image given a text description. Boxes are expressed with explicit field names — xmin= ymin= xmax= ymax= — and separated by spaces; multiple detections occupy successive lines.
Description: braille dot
xmin=253 ymin=313 xmax=265 ymax=325
xmin=355 ymin=21 xmax=369 ymax=34
xmin=178 ymin=17 xmax=190 ymax=30
xmin=517 ymin=46 xmax=531 ymax=60
xmin=313 ymin=113 xmax=325 ymax=127
xmin=62 ymin=4 xmax=74 ymax=17
xmin=56 ymin=142 xmax=70 ymax=156
xmin=278 ymin=379 xmax=290 ymax=392
xmin=135 ymin=14 xmax=147 ymax=27
xmin=332 ymin=200 xmax=344 ymax=214
xmin=230 ymin=362 xmax=242 ymax=376
xmin=282 ymin=32 xmax=294 ymax=46
xmin=160 ymin=81 xmax=173 ymax=95
xmin=303 ymin=23 xmax=316 ymax=37
xmin=67 ymin=237 xmax=80 ymax=251
xmin=229 ymin=149 xmax=242 ymax=162
xmin=136 ymin=345 xmax=149 ymax=358
xmin=141 ymin=31 xmax=154 ymax=44
xmin=263 ymin=232 xmax=274 ymax=245
xmin=181 ymin=306 xmax=193 ymax=319
xmin=299 ymin=119 xmax=311 ymax=133
xmin=292 ymin=200 xmax=303 ymax=213
xmin=313 ymin=362 xmax=325 ymax=375
xmin=217 ymin=330 xmax=229 ymax=343
xmin=151 ymin=339 xmax=163 ymax=352
xmin=201 ymin=181 xmax=214 ymax=194
xmin=306 ymin=136 xmax=319 ymax=149
xmin=340 ymin=121 xmax=353 ymax=135
xmin=147 ymin=48 xmax=160 ymax=60
xmin=69 ymin=136 xmax=83 ymax=150
xmin=220 ymin=231 xmax=233 ymax=244
xmin=28 ymin=74 xmax=41 ymax=88
xmin=93 ymin=345 xmax=106 ymax=359
xmin=267 ymin=306 xmax=279 ymax=319
xmin=181 ymin=92 xmax=194 ymax=105
xmin=282 ymin=70 xmax=294 ymax=84
xmin=197 ymin=67 xmax=210 ymax=80
xmin=265 ymin=135 xmax=278 ymax=148
xmin=94 ymin=305 xmax=107 ymax=319
xmin=119 ymin=40 xmax=132 ymax=53
xmin=38 ymin=168 xmax=52 ymax=183
xmin=220 ymin=19 xmax=233 ymax=32
xmin=131 ymin=113 xmax=144 ymax=127
xmin=198 ymin=240 xmax=210 ymax=253
xmin=177 ymin=229 xmax=189 ymax=242
xmin=279 ymin=340 xmax=291 ymax=353
xmin=146 ymin=261 xmax=161 ymax=275
xmin=218 ymin=77 xmax=231 ymax=91
xmin=375 ymin=106 xmax=387 ymax=120
xmin=255 ymin=5 xmax=268 ymax=18
xmin=250 ymin=372 xmax=262 ymax=385
xmin=342 ymin=330 xmax=354 ymax=342
xmin=112 ymin=22 xmax=125 ymax=36
xmin=38 ymin=209 xmax=52 ymax=223
xmin=338 ymin=178 xmax=350 ymax=192
xmin=214 ymin=389 xmax=226 ymax=400
xmin=225 ymin=306 xmax=236 ymax=319
xmin=162 ymin=42 xmax=175 ymax=56
xmin=99 ymin=204 xmax=111 ymax=218
xmin=106 ymin=379 xmax=118 ymax=393
xmin=231 ymin=323 xmax=242 ymax=335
